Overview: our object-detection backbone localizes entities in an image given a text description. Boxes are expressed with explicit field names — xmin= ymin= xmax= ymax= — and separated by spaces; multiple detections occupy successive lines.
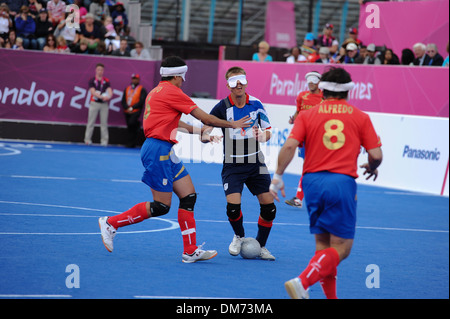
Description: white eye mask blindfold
xmin=160 ymin=65 xmax=188 ymax=81
xmin=227 ymin=75 xmax=248 ymax=88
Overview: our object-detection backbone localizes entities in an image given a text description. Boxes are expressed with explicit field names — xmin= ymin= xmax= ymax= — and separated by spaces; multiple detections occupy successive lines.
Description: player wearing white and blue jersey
xmin=209 ymin=67 xmax=277 ymax=260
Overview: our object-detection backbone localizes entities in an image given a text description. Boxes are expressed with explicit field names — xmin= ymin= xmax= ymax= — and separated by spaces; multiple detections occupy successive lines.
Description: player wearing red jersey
xmin=270 ymin=67 xmax=382 ymax=299
xmin=99 ymin=56 xmax=251 ymax=263
xmin=285 ymin=72 xmax=323 ymax=209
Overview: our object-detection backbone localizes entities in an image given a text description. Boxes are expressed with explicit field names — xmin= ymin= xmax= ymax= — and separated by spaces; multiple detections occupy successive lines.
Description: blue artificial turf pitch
xmin=0 ymin=141 xmax=448 ymax=299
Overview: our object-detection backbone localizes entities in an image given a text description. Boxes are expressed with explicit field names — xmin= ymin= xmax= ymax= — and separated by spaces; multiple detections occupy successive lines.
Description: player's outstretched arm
xmin=190 ymin=108 xmax=251 ymax=129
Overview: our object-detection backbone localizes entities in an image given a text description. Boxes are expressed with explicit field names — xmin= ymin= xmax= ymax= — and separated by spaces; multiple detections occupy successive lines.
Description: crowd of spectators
xmin=278 ymin=23 xmax=449 ymax=67
xmin=0 ymin=0 xmax=152 ymax=59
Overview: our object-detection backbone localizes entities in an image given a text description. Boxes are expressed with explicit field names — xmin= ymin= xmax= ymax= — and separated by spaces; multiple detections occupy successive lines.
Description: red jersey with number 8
xmin=289 ymin=98 xmax=381 ymax=178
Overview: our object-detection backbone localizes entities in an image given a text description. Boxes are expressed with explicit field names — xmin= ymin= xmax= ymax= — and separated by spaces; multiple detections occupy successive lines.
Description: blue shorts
xmin=140 ymin=138 xmax=189 ymax=192
xmin=221 ymin=162 xmax=271 ymax=196
xmin=302 ymin=172 xmax=357 ymax=239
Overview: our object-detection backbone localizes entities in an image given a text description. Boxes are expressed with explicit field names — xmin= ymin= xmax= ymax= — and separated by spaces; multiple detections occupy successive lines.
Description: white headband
xmin=160 ymin=65 xmax=188 ymax=81
xmin=319 ymin=81 xmax=355 ymax=92
xmin=305 ymin=72 xmax=321 ymax=84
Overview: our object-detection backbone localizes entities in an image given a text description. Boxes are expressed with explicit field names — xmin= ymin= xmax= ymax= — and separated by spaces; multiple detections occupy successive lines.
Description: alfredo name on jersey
xmin=210 ymin=94 xmax=272 ymax=164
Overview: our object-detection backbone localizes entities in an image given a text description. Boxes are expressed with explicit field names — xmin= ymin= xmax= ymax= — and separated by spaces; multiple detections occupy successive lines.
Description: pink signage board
xmin=0 ymin=49 xmax=159 ymax=126
xmin=216 ymin=60 xmax=449 ymax=117
xmin=265 ymin=1 xmax=297 ymax=49
xmin=358 ymin=0 xmax=449 ymax=58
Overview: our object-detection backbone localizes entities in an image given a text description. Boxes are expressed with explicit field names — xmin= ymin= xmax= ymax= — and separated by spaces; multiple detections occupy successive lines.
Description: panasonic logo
xmin=403 ymin=145 xmax=441 ymax=161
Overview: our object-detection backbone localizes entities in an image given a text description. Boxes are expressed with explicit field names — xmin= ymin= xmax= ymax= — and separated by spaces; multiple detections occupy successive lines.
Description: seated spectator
xmin=90 ymin=0 xmax=109 ymax=22
xmin=43 ymin=33 xmax=57 ymax=52
xmin=317 ymin=23 xmax=336 ymax=48
xmin=47 ymin=0 xmax=66 ymax=27
xmin=286 ymin=46 xmax=306 ymax=63
xmin=301 ymin=33 xmax=317 ymax=59
xmin=382 ymin=48 xmax=400 ymax=65
xmin=426 ymin=43 xmax=444 ymax=66
xmin=363 ymin=43 xmax=381 ymax=65
xmin=27 ymin=0 xmax=43 ymax=18
xmin=413 ymin=43 xmax=431 ymax=66
xmin=443 ymin=42 xmax=449 ymax=67
xmin=338 ymin=42 xmax=359 ymax=64
xmin=56 ymin=35 xmax=70 ymax=53
xmin=111 ymin=2 xmax=128 ymax=30
xmin=354 ymin=45 xmax=367 ymax=64
xmin=103 ymin=19 xmax=120 ymax=50
xmin=13 ymin=36 xmax=24 ymax=50
xmin=35 ymin=8 xmax=54 ymax=50
xmin=15 ymin=5 xmax=37 ymax=49
xmin=74 ymin=0 xmax=88 ymax=23
xmin=0 ymin=4 xmax=12 ymax=45
xmin=401 ymin=48 xmax=415 ymax=66
xmin=72 ymin=37 xmax=90 ymax=54
xmin=78 ymin=13 xmax=104 ymax=51
xmin=0 ymin=0 xmax=28 ymax=19
xmin=315 ymin=46 xmax=331 ymax=64
xmin=94 ymin=40 xmax=108 ymax=55
xmin=111 ymin=37 xmax=130 ymax=57
xmin=54 ymin=13 xmax=78 ymax=49
xmin=348 ymin=27 xmax=362 ymax=46
xmin=252 ymin=40 xmax=272 ymax=62
xmin=130 ymin=41 xmax=151 ymax=60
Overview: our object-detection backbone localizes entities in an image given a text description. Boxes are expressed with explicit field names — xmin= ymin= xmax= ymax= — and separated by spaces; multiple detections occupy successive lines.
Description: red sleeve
xmin=288 ymin=111 xmax=306 ymax=144
xmin=360 ymin=114 xmax=382 ymax=150
xmin=169 ymin=90 xmax=198 ymax=114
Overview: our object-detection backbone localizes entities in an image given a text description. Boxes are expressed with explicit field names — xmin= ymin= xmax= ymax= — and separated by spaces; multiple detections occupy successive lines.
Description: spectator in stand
xmin=425 ymin=43 xmax=444 ymax=66
xmin=27 ymin=0 xmax=43 ymax=19
xmin=443 ymin=43 xmax=449 ymax=67
xmin=7 ymin=28 xmax=16 ymax=47
xmin=413 ymin=43 xmax=431 ymax=66
xmin=382 ymin=48 xmax=400 ymax=65
xmin=74 ymin=0 xmax=88 ymax=22
xmin=111 ymin=2 xmax=128 ymax=30
xmin=252 ymin=40 xmax=273 ymax=62
xmin=47 ymin=0 xmax=66 ymax=27
xmin=43 ymin=33 xmax=58 ymax=52
xmin=72 ymin=37 xmax=90 ymax=54
xmin=317 ymin=23 xmax=336 ymax=48
xmin=94 ymin=40 xmax=108 ymax=55
xmin=286 ymin=46 xmax=306 ymax=63
xmin=0 ymin=4 xmax=12 ymax=46
xmin=338 ymin=42 xmax=359 ymax=64
xmin=131 ymin=41 xmax=151 ymax=60
xmin=78 ymin=13 xmax=103 ymax=52
xmin=316 ymin=46 xmax=331 ymax=64
xmin=54 ymin=12 xmax=78 ymax=49
xmin=56 ymin=35 xmax=70 ymax=53
xmin=348 ymin=28 xmax=362 ymax=47
xmin=15 ymin=5 xmax=37 ymax=49
xmin=13 ymin=36 xmax=24 ymax=50
xmin=35 ymin=8 xmax=53 ymax=50
xmin=111 ymin=37 xmax=130 ymax=57
xmin=401 ymin=48 xmax=415 ymax=66
xmin=0 ymin=0 xmax=28 ymax=19
xmin=301 ymin=33 xmax=317 ymax=60
xmin=363 ymin=43 xmax=381 ymax=65
xmin=90 ymin=0 xmax=109 ymax=22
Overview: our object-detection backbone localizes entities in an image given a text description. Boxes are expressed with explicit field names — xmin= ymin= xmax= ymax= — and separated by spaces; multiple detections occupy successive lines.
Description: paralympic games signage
xmin=216 ymin=60 xmax=449 ymax=118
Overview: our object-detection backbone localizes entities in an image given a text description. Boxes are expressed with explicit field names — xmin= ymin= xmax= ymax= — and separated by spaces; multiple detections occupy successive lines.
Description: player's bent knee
xmin=226 ymin=203 xmax=241 ymax=220
xmin=150 ymin=201 xmax=170 ymax=217
xmin=179 ymin=193 xmax=197 ymax=212
xmin=260 ymin=203 xmax=276 ymax=221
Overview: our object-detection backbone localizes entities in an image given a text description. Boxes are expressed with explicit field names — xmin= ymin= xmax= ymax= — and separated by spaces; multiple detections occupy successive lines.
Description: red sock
xmin=320 ymin=270 xmax=338 ymax=299
xmin=299 ymin=248 xmax=340 ymax=291
xmin=296 ymin=176 xmax=304 ymax=200
xmin=107 ymin=202 xmax=149 ymax=229
xmin=178 ymin=209 xmax=197 ymax=255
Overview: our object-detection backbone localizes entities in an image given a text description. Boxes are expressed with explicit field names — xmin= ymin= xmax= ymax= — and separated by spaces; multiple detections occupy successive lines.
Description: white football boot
xmin=98 ymin=217 xmax=116 ymax=252
xmin=284 ymin=277 xmax=310 ymax=299
xmin=182 ymin=243 xmax=218 ymax=263
xmin=259 ymin=247 xmax=276 ymax=261
xmin=228 ymin=235 xmax=244 ymax=256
